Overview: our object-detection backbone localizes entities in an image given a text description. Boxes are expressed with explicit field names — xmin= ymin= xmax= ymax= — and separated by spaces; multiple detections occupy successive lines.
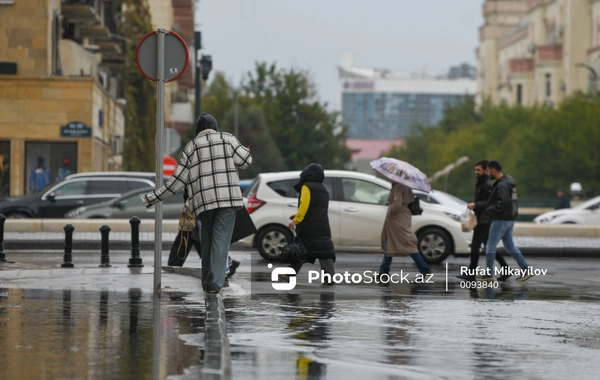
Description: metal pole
xmin=154 ymin=29 xmax=166 ymax=294
xmin=194 ymin=31 xmax=201 ymax=122
xmin=234 ymin=95 xmax=239 ymax=137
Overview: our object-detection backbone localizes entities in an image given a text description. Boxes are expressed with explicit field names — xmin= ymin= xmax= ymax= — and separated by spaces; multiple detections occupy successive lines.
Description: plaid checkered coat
xmin=141 ymin=129 xmax=252 ymax=216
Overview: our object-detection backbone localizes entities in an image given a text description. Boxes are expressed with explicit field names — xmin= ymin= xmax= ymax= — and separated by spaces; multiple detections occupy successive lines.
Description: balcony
xmin=483 ymin=1 xmax=528 ymax=16
xmin=510 ymin=58 xmax=535 ymax=73
xmin=79 ymin=24 xmax=110 ymax=39
xmin=538 ymin=44 xmax=563 ymax=61
xmin=61 ymin=0 xmax=101 ymax=23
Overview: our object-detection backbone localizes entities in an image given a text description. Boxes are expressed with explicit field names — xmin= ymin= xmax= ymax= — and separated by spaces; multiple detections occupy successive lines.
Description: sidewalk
xmin=0 ymin=258 xmax=234 ymax=377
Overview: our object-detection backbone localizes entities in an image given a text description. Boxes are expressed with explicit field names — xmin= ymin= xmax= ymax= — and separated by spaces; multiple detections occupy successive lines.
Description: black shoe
xmin=456 ymin=274 xmax=476 ymax=281
xmin=227 ymin=260 xmax=240 ymax=278
xmin=497 ymin=274 xmax=512 ymax=282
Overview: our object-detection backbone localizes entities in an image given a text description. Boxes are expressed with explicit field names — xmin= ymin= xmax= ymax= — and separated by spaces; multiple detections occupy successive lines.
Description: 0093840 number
xmin=460 ymin=281 xmax=499 ymax=289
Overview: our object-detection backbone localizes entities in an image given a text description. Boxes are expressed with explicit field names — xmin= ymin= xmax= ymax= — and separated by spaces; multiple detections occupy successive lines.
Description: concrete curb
xmin=4 ymin=219 xmax=600 ymax=237
xmin=203 ymin=293 xmax=232 ymax=378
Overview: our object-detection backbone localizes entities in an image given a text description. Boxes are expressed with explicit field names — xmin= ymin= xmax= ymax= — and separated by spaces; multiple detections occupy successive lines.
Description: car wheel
xmin=6 ymin=212 xmax=29 ymax=219
xmin=256 ymin=225 xmax=291 ymax=262
xmin=417 ymin=227 xmax=452 ymax=264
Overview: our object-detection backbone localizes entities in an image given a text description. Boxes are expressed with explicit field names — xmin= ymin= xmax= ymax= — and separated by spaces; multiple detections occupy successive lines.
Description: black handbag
xmin=408 ymin=196 xmax=423 ymax=216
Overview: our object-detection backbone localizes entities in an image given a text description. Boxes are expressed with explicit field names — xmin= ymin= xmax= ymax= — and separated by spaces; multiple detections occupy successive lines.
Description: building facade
xmin=0 ymin=0 xmax=125 ymax=197
xmin=477 ymin=0 xmax=600 ymax=107
xmin=339 ymin=61 xmax=477 ymax=140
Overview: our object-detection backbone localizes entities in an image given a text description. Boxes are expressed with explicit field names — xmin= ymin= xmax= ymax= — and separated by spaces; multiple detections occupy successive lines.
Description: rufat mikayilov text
xmin=460 ymin=266 xmax=548 ymax=277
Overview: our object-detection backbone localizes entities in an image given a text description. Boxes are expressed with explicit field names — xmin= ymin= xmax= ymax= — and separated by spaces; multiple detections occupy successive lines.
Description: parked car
xmin=65 ymin=187 xmax=184 ymax=219
xmin=240 ymin=179 xmax=254 ymax=194
xmin=66 ymin=178 xmax=257 ymax=219
xmin=0 ymin=172 xmax=167 ymax=219
xmin=241 ymin=170 xmax=472 ymax=264
xmin=533 ymin=195 xmax=600 ymax=225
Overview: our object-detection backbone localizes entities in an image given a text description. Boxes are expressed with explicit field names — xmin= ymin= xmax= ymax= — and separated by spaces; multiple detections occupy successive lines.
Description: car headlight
xmin=444 ymin=212 xmax=462 ymax=222
xmin=66 ymin=207 xmax=86 ymax=217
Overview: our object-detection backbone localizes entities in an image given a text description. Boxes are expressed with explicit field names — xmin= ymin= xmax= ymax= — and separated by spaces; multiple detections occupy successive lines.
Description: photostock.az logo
xmin=269 ymin=264 xmax=297 ymax=290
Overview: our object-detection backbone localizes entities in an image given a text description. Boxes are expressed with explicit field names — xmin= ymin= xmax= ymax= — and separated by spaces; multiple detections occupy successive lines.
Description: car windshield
xmin=429 ymin=191 xmax=468 ymax=208
xmin=573 ymin=196 xmax=600 ymax=210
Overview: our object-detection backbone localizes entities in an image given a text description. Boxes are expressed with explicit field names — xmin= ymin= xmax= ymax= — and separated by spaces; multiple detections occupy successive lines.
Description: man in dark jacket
xmin=482 ymin=160 xmax=533 ymax=282
xmin=286 ymin=163 xmax=336 ymax=280
xmin=556 ymin=189 xmax=571 ymax=209
xmin=458 ymin=160 xmax=510 ymax=281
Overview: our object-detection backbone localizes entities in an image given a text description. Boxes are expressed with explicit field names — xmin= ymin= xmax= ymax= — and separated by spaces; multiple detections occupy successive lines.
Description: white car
xmin=241 ymin=170 xmax=472 ymax=264
xmin=533 ymin=195 xmax=600 ymax=225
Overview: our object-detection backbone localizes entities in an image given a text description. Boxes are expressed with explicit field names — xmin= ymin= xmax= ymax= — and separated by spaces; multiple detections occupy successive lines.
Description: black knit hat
xmin=195 ymin=112 xmax=218 ymax=135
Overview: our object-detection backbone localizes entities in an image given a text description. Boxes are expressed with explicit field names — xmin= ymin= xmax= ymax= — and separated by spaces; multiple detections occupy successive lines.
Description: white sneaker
xmin=516 ymin=273 xmax=534 ymax=282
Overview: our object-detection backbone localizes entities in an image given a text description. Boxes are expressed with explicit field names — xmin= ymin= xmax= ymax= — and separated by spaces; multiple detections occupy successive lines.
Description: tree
xmin=242 ymin=62 xmax=351 ymax=170
xmin=120 ymin=0 xmax=156 ymax=171
xmin=219 ymin=105 xmax=286 ymax=179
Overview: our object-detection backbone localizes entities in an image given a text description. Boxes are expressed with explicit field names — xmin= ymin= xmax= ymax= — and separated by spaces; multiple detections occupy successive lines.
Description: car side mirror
xmin=47 ymin=192 xmax=56 ymax=202
xmin=114 ymin=201 xmax=124 ymax=210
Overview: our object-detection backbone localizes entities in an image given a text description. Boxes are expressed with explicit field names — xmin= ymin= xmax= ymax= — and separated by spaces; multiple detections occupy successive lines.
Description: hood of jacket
xmin=496 ymin=174 xmax=516 ymax=188
xmin=293 ymin=163 xmax=324 ymax=192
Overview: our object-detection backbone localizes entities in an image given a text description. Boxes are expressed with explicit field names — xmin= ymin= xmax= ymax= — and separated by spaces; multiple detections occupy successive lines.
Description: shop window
xmin=25 ymin=142 xmax=78 ymax=195
xmin=0 ymin=141 xmax=10 ymax=197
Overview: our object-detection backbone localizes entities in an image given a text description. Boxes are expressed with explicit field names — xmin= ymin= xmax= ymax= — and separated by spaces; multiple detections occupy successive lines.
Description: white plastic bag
xmin=460 ymin=208 xmax=477 ymax=233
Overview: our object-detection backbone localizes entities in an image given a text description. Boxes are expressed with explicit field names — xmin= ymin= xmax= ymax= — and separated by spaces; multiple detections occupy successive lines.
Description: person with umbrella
xmin=370 ymin=158 xmax=432 ymax=278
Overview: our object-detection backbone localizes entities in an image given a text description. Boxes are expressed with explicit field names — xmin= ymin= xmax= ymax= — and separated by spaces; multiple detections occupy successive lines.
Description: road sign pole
xmin=154 ymin=28 xmax=166 ymax=295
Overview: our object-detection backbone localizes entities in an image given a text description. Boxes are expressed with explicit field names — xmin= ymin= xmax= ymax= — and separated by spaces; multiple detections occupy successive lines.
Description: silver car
xmin=65 ymin=187 xmax=183 ymax=219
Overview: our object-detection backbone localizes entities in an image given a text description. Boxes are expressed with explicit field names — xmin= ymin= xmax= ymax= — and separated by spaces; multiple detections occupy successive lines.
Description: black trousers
xmin=469 ymin=223 xmax=509 ymax=270
xmin=168 ymin=229 xmax=202 ymax=267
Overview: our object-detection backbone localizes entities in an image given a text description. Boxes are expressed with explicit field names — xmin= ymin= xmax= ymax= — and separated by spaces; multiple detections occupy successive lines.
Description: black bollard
xmin=128 ymin=217 xmax=143 ymax=267
xmin=99 ymin=225 xmax=112 ymax=268
xmin=61 ymin=224 xmax=75 ymax=268
xmin=0 ymin=214 xmax=5 ymax=262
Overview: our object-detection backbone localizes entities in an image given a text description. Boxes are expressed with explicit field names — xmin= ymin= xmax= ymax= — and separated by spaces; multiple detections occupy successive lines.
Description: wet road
xmin=1 ymin=251 xmax=599 ymax=379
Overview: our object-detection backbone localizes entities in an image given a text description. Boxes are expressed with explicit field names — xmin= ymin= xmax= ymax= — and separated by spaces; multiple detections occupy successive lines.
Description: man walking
xmin=482 ymin=160 xmax=533 ymax=282
xmin=555 ymin=188 xmax=571 ymax=209
xmin=142 ymin=112 xmax=252 ymax=294
xmin=458 ymin=160 xmax=510 ymax=281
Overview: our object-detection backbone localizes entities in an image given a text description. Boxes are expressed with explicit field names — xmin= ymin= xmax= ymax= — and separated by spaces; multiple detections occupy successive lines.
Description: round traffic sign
xmin=163 ymin=156 xmax=178 ymax=177
xmin=135 ymin=30 xmax=189 ymax=82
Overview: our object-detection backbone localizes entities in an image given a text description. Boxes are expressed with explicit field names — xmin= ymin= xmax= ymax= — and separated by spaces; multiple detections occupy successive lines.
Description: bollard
xmin=99 ymin=225 xmax=112 ymax=268
xmin=0 ymin=214 xmax=6 ymax=262
xmin=61 ymin=224 xmax=75 ymax=268
xmin=128 ymin=217 xmax=143 ymax=267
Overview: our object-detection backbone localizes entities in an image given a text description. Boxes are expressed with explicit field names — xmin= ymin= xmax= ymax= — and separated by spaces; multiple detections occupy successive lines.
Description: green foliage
xmin=193 ymin=64 xmax=350 ymax=175
xmin=220 ymin=105 xmax=286 ymax=179
xmin=120 ymin=0 xmax=156 ymax=172
xmin=385 ymin=93 xmax=600 ymax=197
xmin=242 ymin=62 xmax=351 ymax=170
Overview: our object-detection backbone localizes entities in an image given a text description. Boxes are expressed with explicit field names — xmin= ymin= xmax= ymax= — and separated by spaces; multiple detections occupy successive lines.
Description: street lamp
xmin=193 ymin=32 xmax=214 ymax=123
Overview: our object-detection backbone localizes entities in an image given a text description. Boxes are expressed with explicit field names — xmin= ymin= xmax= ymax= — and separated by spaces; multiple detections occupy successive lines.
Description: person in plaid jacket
xmin=142 ymin=113 xmax=252 ymax=294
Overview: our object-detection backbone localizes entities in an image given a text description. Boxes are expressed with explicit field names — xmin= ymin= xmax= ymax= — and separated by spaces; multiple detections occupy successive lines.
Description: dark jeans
xmin=199 ymin=207 xmax=237 ymax=292
xmin=469 ymin=223 xmax=509 ymax=270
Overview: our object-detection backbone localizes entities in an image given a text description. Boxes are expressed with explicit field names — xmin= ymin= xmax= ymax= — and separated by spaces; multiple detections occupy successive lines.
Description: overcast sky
xmin=195 ymin=0 xmax=485 ymax=110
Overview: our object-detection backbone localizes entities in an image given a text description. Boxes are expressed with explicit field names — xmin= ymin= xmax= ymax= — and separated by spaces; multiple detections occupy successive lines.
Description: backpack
xmin=408 ymin=196 xmax=423 ymax=216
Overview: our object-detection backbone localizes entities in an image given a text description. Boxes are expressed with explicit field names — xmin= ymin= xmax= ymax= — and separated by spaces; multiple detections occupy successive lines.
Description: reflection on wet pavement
xmin=0 ymin=288 xmax=204 ymax=380
xmin=1 ymin=254 xmax=600 ymax=379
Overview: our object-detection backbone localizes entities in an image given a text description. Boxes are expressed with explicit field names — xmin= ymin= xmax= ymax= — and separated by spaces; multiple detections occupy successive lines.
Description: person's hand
xmin=289 ymin=214 xmax=296 ymax=220
xmin=467 ymin=203 xmax=475 ymax=210
xmin=288 ymin=220 xmax=297 ymax=229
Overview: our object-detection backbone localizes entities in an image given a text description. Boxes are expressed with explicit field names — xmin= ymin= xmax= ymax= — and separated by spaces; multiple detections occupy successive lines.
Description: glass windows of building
xmin=342 ymin=92 xmax=465 ymax=139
